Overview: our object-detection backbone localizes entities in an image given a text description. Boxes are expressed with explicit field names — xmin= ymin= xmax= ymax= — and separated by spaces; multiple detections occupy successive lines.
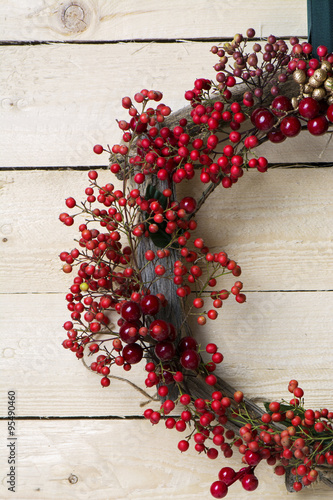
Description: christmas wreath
xmin=59 ymin=29 xmax=333 ymax=497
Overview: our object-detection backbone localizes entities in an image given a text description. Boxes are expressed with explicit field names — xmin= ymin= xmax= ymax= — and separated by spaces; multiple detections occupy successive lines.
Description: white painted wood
xmin=1 ymin=168 xmax=333 ymax=293
xmin=0 ymin=419 xmax=331 ymax=500
xmin=1 ymin=42 xmax=332 ymax=169
xmin=0 ymin=0 xmax=307 ymax=41
xmin=1 ymin=291 xmax=332 ymax=417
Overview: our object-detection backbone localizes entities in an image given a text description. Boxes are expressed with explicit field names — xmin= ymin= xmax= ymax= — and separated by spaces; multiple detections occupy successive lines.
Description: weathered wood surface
xmin=1 ymin=168 xmax=333 ymax=293
xmin=1 ymin=42 xmax=333 ymax=169
xmin=1 ymin=291 xmax=332 ymax=417
xmin=1 ymin=1 xmax=333 ymax=498
xmin=0 ymin=0 xmax=307 ymax=42
xmin=0 ymin=420 xmax=332 ymax=500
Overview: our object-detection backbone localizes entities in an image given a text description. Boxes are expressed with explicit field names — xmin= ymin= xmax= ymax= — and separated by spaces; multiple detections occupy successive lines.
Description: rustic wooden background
xmin=1 ymin=1 xmax=333 ymax=498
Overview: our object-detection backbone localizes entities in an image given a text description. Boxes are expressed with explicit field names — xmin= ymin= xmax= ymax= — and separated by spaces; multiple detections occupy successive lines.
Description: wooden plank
xmin=1 ymin=43 xmax=333 ymax=169
xmin=0 ymin=0 xmax=307 ymax=42
xmin=0 ymin=419 xmax=331 ymax=500
xmin=1 ymin=168 xmax=333 ymax=294
xmin=1 ymin=291 xmax=332 ymax=417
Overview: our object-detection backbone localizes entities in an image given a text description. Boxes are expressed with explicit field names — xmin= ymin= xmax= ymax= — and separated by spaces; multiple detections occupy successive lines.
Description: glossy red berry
xmin=280 ymin=116 xmax=301 ymax=137
xmin=271 ymin=96 xmax=292 ymax=116
xmin=119 ymin=322 xmax=140 ymax=344
xmin=307 ymin=115 xmax=329 ymax=136
xmin=180 ymin=349 xmax=200 ymax=371
xmin=121 ymin=301 xmax=141 ymax=322
xmin=93 ymin=144 xmax=103 ymax=154
xmin=122 ymin=343 xmax=143 ymax=364
xmin=178 ymin=336 xmax=198 ymax=352
xmin=210 ymin=481 xmax=228 ymax=498
xmin=242 ymin=474 xmax=259 ymax=491
xmin=140 ymin=294 xmax=161 ymax=316
xmin=179 ymin=196 xmax=197 ymax=214
xmin=298 ymin=97 xmax=320 ymax=119
xmin=327 ymin=104 xmax=333 ymax=122
xmin=268 ymin=128 xmax=286 ymax=143
xmin=178 ymin=440 xmax=189 ymax=452
xmin=154 ymin=341 xmax=176 ymax=361
xmin=254 ymin=108 xmax=275 ymax=130
xmin=245 ymin=450 xmax=261 ymax=466
xmin=218 ymin=467 xmax=236 ymax=485
xmin=149 ymin=319 xmax=170 ymax=341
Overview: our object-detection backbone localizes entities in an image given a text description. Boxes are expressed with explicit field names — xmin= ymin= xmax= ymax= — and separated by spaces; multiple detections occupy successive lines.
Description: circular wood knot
xmin=61 ymin=3 xmax=87 ymax=33
xmin=68 ymin=473 xmax=78 ymax=484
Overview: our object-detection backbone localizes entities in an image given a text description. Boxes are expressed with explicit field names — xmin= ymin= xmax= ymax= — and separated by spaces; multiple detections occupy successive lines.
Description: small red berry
xmin=93 ymin=144 xmax=103 ymax=154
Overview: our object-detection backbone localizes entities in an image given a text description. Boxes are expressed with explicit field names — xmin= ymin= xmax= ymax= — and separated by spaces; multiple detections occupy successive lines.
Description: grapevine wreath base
xmin=60 ymin=30 xmax=333 ymax=497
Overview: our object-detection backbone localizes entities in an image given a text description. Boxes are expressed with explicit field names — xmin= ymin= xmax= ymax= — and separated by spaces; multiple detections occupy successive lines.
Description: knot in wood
xmin=68 ymin=473 xmax=78 ymax=484
xmin=61 ymin=2 xmax=87 ymax=33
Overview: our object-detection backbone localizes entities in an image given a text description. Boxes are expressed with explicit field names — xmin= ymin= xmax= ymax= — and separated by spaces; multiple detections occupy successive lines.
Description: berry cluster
xmin=60 ymin=29 xmax=333 ymax=498
xmin=60 ymin=169 xmax=243 ymax=388
xmin=144 ymin=379 xmax=333 ymax=498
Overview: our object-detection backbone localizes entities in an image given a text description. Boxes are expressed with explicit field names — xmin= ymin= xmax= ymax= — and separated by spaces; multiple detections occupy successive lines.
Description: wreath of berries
xmin=60 ymin=29 xmax=333 ymax=498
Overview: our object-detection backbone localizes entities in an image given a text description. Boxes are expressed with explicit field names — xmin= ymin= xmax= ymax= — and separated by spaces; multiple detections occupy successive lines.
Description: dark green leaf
xmin=145 ymin=184 xmax=168 ymax=211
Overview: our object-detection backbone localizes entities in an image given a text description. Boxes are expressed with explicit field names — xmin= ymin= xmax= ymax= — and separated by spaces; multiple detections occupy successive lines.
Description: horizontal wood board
xmin=0 ymin=0 xmax=307 ymax=42
xmin=0 ymin=420 xmax=332 ymax=500
xmin=1 ymin=42 xmax=333 ymax=169
xmin=1 ymin=291 xmax=332 ymax=417
xmin=1 ymin=168 xmax=333 ymax=293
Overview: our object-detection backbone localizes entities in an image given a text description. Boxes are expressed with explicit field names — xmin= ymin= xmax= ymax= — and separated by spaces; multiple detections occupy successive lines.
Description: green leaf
xmin=143 ymin=184 xmax=172 ymax=248
xmin=149 ymin=229 xmax=172 ymax=248
xmin=145 ymin=184 xmax=168 ymax=211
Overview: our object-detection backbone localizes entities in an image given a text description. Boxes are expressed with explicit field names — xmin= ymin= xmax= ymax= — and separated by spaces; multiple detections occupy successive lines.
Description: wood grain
xmin=1 ymin=168 xmax=333 ymax=293
xmin=0 ymin=419 xmax=331 ymax=500
xmin=1 ymin=0 xmax=307 ymax=42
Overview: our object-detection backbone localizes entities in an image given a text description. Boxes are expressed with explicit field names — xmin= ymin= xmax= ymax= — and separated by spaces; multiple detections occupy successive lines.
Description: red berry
xmin=242 ymin=474 xmax=259 ymax=491
xmin=234 ymin=390 xmax=243 ymax=403
xmin=140 ymin=294 xmax=161 ymax=316
xmin=119 ymin=322 xmax=140 ymax=344
xmin=268 ymin=127 xmax=286 ymax=143
xmin=245 ymin=450 xmax=261 ymax=466
xmin=327 ymin=104 xmax=333 ymax=122
xmin=210 ymin=481 xmax=228 ymax=498
xmin=178 ymin=440 xmax=189 ymax=452
xmin=101 ymin=377 xmax=110 ymax=387
xmin=298 ymin=97 xmax=320 ymax=119
xmin=180 ymin=349 xmax=200 ymax=371
xmin=206 ymin=343 xmax=217 ymax=354
xmin=154 ymin=341 xmax=175 ymax=361
xmin=218 ymin=467 xmax=236 ymax=485
xmin=65 ymin=197 xmax=76 ymax=208
xmin=121 ymin=301 xmax=141 ymax=322
xmin=254 ymin=108 xmax=275 ymax=130
xmin=149 ymin=319 xmax=170 ymax=341
xmin=122 ymin=343 xmax=143 ymax=364
xmin=93 ymin=144 xmax=103 ymax=154
xmin=145 ymin=250 xmax=155 ymax=261
xmin=179 ymin=196 xmax=197 ymax=214
xmin=317 ymin=45 xmax=328 ymax=57
xmin=293 ymin=481 xmax=302 ymax=492
xmin=271 ymin=96 xmax=292 ymax=116
xmin=178 ymin=336 xmax=198 ymax=352
xmin=280 ymin=116 xmax=301 ymax=137
xmin=307 ymin=115 xmax=329 ymax=136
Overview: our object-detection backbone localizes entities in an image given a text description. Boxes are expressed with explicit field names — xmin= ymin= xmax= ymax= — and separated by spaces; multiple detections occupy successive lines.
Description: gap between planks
xmin=1 ymin=162 xmax=333 ymax=171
